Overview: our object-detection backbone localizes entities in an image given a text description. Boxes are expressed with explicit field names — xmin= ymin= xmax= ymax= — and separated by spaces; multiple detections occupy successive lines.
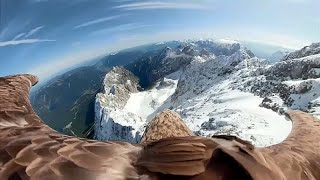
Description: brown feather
xmin=25 ymin=157 xmax=49 ymax=176
xmin=141 ymin=110 xmax=194 ymax=143
xmin=0 ymin=75 xmax=143 ymax=180
xmin=259 ymin=110 xmax=320 ymax=179
xmin=1 ymin=74 xmax=320 ymax=180
xmin=138 ymin=137 xmax=217 ymax=176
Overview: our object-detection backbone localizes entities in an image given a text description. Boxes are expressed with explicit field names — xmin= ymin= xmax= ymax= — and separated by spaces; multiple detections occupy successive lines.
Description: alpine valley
xmin=32 ymin=40 xmax=320 ymax=147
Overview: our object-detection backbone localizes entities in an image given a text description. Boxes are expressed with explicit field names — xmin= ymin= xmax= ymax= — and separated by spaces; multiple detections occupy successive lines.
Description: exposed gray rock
xmin=282 ymin=43 xmax=320 ymax=61
xmin=125 ymin=46 xmax=193 ymax=88
xmin=94 ymin=67 xmax=142 ymax=142
xmin=157 ymin=77 xmax=176 ymax=90
xmin=98 ymin=66 xmax=140 ymax=109
xmin=266 ymin=56 xmax=320 ymax=79
xmin=307 ymin=68 xmax=320 ymax=79
xmin=259 ymin=96 xmax=283 ymax=113
xmin=200 ymin=118 xmax=216 ymax=131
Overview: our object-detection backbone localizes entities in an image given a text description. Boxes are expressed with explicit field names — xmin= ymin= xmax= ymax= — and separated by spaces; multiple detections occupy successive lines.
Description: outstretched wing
xmin=138 ymin=109 xmax=279 ymax=179
xmin=3 ymin=74 xmax=320 ymax=180
xmin=0 ymin=74 xmax=228 ymax=180
xmin=138 ymin=109 xmax=320 ymax=179
xmin=259 ymin=110 xmax=320 ymax=179
xmin=194 ymin=111 xmax=320 ymax=180
xmin=0 ymin=75 xmax=142 ymax=180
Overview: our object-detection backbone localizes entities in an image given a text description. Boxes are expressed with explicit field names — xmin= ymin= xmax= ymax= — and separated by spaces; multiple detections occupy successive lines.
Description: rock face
xmin=94 ymin=39 xmax=291 ymax=147
xmin=171 ymin=46 xmax=257 ymax=104
xmin=282 ymin=43 xmax=320 ymax=61
xmin=267 ymin=54 xmax=320 ymax=79
xmin=259 ymin=96 xmax=284 ymax=113
xmin=94 ymin=67 xmax=143 ymax=142
xmin=95 ymin=39 xmax=254 ymax=143
xmin=30 ymin=41 xmax=179 ymax=138
xmin=124 ymin=40 xmax=252 ymax=89
xmin=96 ymin=66 xmax=140 ymax=109
xmin=240 ymin=43 xmax=320 ymax=118
xmin=94 ymin=40 xmax=320 ymax=147
xmin=31 ymin=66 xmax=107 ymax=137
xmin=125 ymin=46 xmax=194 ymax=88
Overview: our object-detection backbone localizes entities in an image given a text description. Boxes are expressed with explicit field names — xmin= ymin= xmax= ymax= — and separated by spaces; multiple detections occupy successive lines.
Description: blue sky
xmin=0 ymin=0 xmax=319 ymax=79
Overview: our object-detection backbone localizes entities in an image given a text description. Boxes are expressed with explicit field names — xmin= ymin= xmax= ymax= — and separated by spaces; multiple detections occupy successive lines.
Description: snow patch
xmin=124 ymin=72 xmax=180 ymax=121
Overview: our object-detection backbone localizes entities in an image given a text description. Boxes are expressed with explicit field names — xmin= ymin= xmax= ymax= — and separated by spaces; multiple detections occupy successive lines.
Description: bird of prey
xmin=0 ymin=74 xmax=320 ymax=180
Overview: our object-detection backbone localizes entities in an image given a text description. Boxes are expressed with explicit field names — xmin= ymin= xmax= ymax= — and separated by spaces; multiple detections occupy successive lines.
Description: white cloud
xmin=71 ymin=41 xmax=81 ymax=47
xmin=0 ymin=26 xmax=10 ymax=40
xmin=9 ymin=26 xmax=44 ymax=41
xmin=113 ymin=1 xmax=207 ymax=10
xmin=90 ymin=23 xmax=151 ymax=36
xmin=32 ymin=0 xmax=49 ymax=2
xmin=12 ymin=33 xmax=26 ymax=41
xmin=225 ymin=28 xmax=311 ymax=50
xmin=27 ymin=37 xmax=152 ymax=80
xmin=147 ymin=26 xmax=310 ymax=50
xmin=27 ymin=26 xmax=311 ymax=80
xmin=27 ymin=47 xmax=108 ymax=80
xmin=73 ymin=15 xmax=124 ymax=29
xmin=24 ymin=26 xmax=45 ymax=38
xmin=285 ymin=0 xmax=312 ymax=3
xmin=0 ymin=39 xmax=55 ymax=47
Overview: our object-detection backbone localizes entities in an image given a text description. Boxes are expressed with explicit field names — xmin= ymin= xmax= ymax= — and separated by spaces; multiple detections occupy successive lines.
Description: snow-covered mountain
xmin=281 ymin=42 xmax=320 ymax=61
xmin=242 ymin=53 xmax=320 ymax=118
xmin=94 ymin=40 xmax=320 ymax=147
xmin=94 ymin=67 xmax=144 ymax=142
xmin=268 ymin=50 xmax=290 ymax=63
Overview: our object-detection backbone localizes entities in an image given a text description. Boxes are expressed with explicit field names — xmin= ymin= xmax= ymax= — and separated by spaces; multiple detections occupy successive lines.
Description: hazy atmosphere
xmin=1 ymin=0 xmax=319 ymax=79
xmin=1 ymin=1 xmax=320 ymax=179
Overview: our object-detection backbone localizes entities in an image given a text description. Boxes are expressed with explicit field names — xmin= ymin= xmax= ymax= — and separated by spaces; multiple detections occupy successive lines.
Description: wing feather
xmin=259 ymin=110 xmax=320 ymax=179
xmin=141 ymin=110 xmax=194 ymax=143
xmin=138 ymin=136 xmax=218 ymax=176
xmin=2 ymin=74 xmax=320 ymax=179
xmin=0 ymin=75 xmax=143 ymax=180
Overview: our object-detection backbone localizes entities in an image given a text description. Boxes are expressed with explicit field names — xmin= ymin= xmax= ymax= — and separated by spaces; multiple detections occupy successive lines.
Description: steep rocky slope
xmin=31 ymin=66 xmax=106 ymax=137
xmin=31 ymin=41 xmax=181 ymax=137
xmin=95 ymin=40 xmax=295 ymax=146
xmin=94 ymin=67 xmax=144 ymax=142
xmin=167 ymin=45 xmax=291 ymax=147
xmin=282 ymin=43 xmax=320 ymax=61
xmin=95 ymin=40 xmax=320 ymax=147
xmin=241 ymin=53 xmax=320 ymax=119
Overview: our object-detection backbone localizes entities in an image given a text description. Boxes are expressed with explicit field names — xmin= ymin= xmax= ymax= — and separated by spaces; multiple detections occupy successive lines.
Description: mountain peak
xmin=282 ymin=42 xmax=320 ymax=61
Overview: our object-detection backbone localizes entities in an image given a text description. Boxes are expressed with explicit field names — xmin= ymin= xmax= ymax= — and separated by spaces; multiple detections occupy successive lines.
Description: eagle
xmin=0 ymin=74 xmax=319 ymax=180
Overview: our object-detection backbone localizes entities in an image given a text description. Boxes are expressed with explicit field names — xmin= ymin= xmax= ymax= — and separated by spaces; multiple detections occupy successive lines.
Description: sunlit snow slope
xmin=94 ymin=40 xmax=300 ymax=147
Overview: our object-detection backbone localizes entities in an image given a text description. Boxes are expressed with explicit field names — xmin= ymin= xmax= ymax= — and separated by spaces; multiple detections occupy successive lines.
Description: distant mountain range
xmin=94 ymin=40 xmax=320 ymax=147
xmin=281 ymin=43 xmax=320 ymax=61
xmin=31 ymin=39 xmax=320 ymax=145
xmin=31 ymin=41 xmax=180 ymax=137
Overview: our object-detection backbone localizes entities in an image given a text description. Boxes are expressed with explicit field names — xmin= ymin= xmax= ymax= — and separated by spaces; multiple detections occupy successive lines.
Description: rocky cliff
xmin=94 ymin=40 xmax=320 ymax=147
xmin=94 ymin=67 xmax=144 ymax=142
xmin=282 ymin=43 xmax=320 ymax=61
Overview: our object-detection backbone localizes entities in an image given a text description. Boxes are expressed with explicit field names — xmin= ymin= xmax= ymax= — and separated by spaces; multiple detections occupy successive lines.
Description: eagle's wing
xmin=138 ymin=109 xmax=278 ymax=179
xmin=258 ymin=111 xmax=320 ymax=180
xmin=210 ymin=110 xmax=320 ymax=180
xmin=139 ymin=108 xmax=320 ymax=179
xmin=3 ymin=74 xmax=320 ymax=180
xmin=0 ymin=75 xmax=142 ymax=180
xmin=0 ymin=74 xmax=222 ymax=180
